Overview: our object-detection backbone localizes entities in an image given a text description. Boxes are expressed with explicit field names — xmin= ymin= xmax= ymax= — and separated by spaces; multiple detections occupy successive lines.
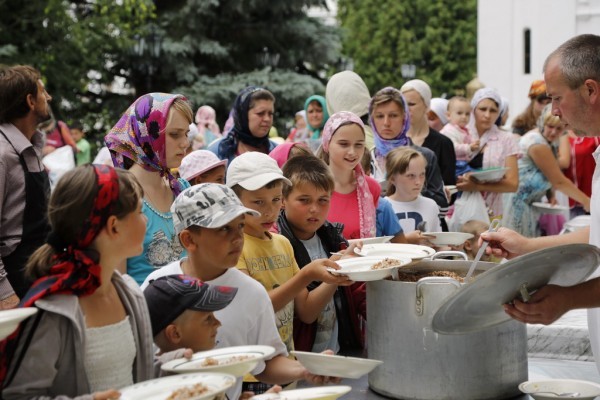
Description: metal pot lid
xmin=432 ymin=243 xmax=600 ymax=335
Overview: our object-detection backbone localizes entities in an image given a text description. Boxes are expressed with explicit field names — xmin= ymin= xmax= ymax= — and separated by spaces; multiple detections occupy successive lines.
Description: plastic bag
xmin=447 ymin=191 xmax=491 ymax=232
xmin=42 ymin=146 xmax=76 ymax=189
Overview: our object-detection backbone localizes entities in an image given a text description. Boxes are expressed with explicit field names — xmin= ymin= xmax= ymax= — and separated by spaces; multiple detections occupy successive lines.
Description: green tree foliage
xmin=0 ymin=0 xmax=154 ymax=143
xmin=1 ymin=0 xmax=340 ymax=143
xmin=337 ymin=0 xmax=477 ymax=97
xmin=152 ymin=0 xmax=341 ymax=132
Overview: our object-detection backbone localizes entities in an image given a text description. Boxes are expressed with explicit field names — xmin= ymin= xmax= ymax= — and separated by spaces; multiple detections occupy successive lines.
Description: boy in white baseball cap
xmin=226 ymin=152 xmax=351 ymax=392
xmin=142 ymin=182 xmax=340 ymax=398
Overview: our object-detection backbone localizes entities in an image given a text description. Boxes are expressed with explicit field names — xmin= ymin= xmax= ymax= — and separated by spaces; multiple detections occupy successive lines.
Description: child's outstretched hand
xmin=93 ymin=389 xmax=120 ymax=400
xmin=405 ymin=230 xmax=435 ymax=246
xmin=470 ymin=140 xmax=480 ymax=151
xmin=239 ymin=386 xmax=282 ymax=400
xmin=304 ymin=259 xmax=353 ymax=286
xmin=330 ymin=242 xmax=362 ymax=261
xmin=302 ymin=350 xmax=343 ymax=385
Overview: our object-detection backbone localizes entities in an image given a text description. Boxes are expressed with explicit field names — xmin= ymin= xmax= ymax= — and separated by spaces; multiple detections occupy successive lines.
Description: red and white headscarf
xmin=0 ymin=164 xmax=121 ymax=386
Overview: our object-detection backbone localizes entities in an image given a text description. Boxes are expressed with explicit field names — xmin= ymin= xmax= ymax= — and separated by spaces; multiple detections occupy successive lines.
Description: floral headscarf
xmin=218 ymin=86 xmax=273 ymax=154
xmin=105 ymin=93 xmax=187 ymax=196
xmin=304 ymin=95 xmax=329 ymax=140
xmin=368 ymin=87 xmax=411 ymax=159
xmin=322 ymin=111 xmax=376 ymax=238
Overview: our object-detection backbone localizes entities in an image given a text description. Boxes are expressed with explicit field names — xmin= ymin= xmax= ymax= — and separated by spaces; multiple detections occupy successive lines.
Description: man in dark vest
xmin=0 ymin=65 xmax=52 ymax=309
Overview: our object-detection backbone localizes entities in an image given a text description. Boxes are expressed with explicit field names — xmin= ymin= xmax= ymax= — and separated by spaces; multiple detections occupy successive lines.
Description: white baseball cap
xmin=226 ymin=151 xmax=291 ymax=190
xmin=171 ymin=183 xmax=260 ymax=234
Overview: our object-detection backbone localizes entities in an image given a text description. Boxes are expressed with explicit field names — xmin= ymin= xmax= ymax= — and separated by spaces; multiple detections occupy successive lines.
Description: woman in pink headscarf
xmin=268 ymin=142 xmax=311 ymax=168
xmin=192 ymin=105 xmax=221 ymax=150
xmin=317 ymin=111 xmax=379 ymax=240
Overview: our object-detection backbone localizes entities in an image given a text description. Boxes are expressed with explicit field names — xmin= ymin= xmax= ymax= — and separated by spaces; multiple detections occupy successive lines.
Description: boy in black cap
xmin=144 ymin=274 xmax=237 ymax=353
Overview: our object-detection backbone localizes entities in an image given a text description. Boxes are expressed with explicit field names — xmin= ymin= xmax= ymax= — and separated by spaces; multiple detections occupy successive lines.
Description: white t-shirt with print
xmin=387 ymin=195 xmax=441 ymax=233
xmin=142 ymin=261 xmax=287 ymax=400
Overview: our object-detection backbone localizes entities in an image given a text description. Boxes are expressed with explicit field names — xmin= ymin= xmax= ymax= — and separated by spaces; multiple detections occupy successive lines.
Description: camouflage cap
xmin=171 ymin=183 xmax=260 ymax=234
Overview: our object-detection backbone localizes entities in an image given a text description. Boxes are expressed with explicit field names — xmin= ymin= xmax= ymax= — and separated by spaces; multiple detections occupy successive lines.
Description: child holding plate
xmin=2 ymin=165 xmax=156 ymax=398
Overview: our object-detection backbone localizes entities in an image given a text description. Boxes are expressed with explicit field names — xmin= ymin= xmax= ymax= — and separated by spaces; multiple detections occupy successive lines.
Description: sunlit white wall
xmin=477 ymin=0 xmax=600 ymax=127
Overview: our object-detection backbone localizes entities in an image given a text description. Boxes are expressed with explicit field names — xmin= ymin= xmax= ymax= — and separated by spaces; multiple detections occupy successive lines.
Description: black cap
xmin=143 ymin=274 xmax=238 ymax=337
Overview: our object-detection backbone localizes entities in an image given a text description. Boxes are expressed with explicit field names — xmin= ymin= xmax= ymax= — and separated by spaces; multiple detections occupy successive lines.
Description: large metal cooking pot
xmin=367 ymin=253 xmax=527 ymax=400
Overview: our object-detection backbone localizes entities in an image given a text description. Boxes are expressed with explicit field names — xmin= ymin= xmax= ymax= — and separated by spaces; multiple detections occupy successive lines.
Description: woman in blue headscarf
xmin=207 ymin=86 xmax=279 ymax=163
xmin=304 ymin=95 xmax=329 ymax=140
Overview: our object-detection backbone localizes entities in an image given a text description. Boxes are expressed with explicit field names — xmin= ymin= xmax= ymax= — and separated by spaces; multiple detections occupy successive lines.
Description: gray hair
xmin=544 ymin=34 xmax=600 ymax=89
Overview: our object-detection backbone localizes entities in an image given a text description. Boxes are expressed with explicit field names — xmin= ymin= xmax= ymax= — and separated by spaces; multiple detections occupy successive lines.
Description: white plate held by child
xmin=422 ymin=232 xmax=474 ymax=246
xmin=252 ymin=386 xmax=352 ymax=400
xmin=291 ymin=351 xmax=383 ymax=379
xmin=327 ymin=256 xmax=412 ymax=281
xmin=161 ymin=345 xmax=275 ymax=377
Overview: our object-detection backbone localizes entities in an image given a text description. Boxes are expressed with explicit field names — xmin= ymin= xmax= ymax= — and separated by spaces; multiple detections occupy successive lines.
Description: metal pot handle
xmin=415 ymin=277 xmax=462 ymax=316
xmin=431 ymin=251 xmax=468 ymax=260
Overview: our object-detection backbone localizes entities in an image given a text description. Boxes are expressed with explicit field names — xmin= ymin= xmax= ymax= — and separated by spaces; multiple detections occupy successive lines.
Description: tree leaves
xmin=338 ymin=0 xmax=477 ymax=97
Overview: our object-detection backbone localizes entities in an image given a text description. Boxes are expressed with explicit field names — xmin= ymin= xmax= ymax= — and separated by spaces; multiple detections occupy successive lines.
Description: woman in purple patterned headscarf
xmin=104 ymin=93 xmax=193 ymax=284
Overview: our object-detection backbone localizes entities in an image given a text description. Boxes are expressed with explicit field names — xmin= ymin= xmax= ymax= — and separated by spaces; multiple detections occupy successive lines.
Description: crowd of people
xmin=0 ymin=33 xmax=599 ymax=398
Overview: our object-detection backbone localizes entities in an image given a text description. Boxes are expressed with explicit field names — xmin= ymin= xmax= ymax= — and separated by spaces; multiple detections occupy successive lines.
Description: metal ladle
xmin=464 ymin=219 xmax=501 ymax=282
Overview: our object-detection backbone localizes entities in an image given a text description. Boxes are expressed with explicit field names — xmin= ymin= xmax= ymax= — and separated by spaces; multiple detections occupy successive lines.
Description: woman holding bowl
xmin=503 ymin=104 xmax=590 ymax=237
xmin=457 ymin=88 xmax=519 ymax=220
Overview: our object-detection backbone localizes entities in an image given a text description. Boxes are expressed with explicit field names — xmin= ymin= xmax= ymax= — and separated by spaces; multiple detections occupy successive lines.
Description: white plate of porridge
xmin=161 ymin=345 xmax=276 ymax=377
xmin=327 ymin=256 xmax=412 ymax=281
xmin=119 ymin=372 xmax=235 ymax=400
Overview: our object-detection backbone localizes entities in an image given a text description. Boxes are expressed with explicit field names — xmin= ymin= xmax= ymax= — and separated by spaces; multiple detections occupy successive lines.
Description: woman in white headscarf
xmin=400 ymin=80 xmax=456 ymax=186
xmin=458 ymin=87 xmax=519 ymax=219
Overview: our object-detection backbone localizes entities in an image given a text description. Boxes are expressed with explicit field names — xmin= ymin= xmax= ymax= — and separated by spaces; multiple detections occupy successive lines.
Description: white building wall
xmin=478 ymin=0 xmax=600 ymax=127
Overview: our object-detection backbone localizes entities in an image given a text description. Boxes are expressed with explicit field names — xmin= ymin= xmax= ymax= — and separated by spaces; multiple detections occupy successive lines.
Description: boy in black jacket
xmin=277 ymin=154 xmax=365 ymax=354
